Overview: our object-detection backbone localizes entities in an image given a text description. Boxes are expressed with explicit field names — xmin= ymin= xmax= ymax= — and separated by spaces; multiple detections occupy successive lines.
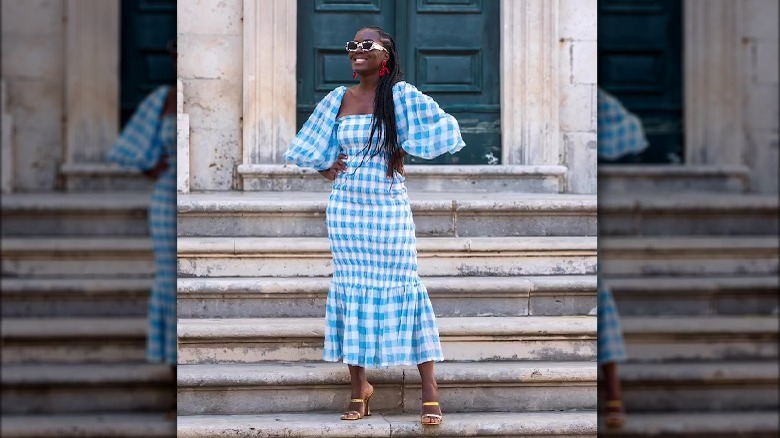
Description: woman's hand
xmin=319 ymin=154 xmax=348 ymax=181
xmin=142 ymin=157 xmax=169 ymax=180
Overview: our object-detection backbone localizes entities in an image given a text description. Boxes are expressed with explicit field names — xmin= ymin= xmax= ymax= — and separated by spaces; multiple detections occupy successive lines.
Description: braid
xmin=358 ymin=26 xmax=404 ymax=178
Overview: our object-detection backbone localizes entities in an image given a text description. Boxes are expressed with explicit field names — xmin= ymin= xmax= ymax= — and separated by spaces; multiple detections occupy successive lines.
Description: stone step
xmin=599 ymin=237 xmax=779 ymax=277
xmin=1 ymin=318 xmax=147 ymax=364
xmin=177 ymin=275 xmax=597 ymax=318
xmin=599 ymin=193 xmax=779 ymax=236
xmin=0 ymin=413 xmax=175 ymax=438
xmin=177 ymin=361 xmax=597 ymax=415
xmin=1 ymin=363 xmax=174 ymax=414
xmin=618 ymin=361 xmax=779 ymax=412
xmin=177 ymin=191 xmax=597 ymax=238
xmin=601 ymin=411 xmax=779 ymax=437
xmin=177 ymin=412 xmax=598 ymax=437
xmin=177 ymin=236 xmax=597 ymax=278
xmin=238 ymin=164 xmax=568 ymax=193
xmin=1 ymin=278 xmax=151 ymax=317
xmin=177 ymin=316 xmax=597 ymax=364
xmin=0 ymin=192 xmax=151 ymax=236
xmin=621 ymin=316 xmax=779 ymax=361
xmin=607 ymin=276 xmax=780 ymax=316
xmin=598 ymin=165 xmax=749 ymax=194
xmin=1 ymin=237 xmax=154 ymax=278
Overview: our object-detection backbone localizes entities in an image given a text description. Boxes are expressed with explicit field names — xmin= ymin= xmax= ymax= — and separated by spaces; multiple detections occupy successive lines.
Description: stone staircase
xmin=598 ymin=167 xmax=780 ymax=437
xmin=1 ymin=193 xmax=176 ymax=437
xmin=176 ymin=190 xmax=599 ymax=437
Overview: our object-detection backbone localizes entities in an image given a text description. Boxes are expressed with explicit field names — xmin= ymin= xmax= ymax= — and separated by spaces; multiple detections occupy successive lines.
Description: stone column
xmin=177 ymin=79 xmax=190 ymax=193
xmin=242 ymin=0 xmax=297 ymax=165
xmin=500 ymin=0 xmax=560 ymax=166
xmin=63 ymin=0 xmax=120 ymax=164
xmin=1 ymin=79 xmax=13 ymax=192
xmin=684 ymin=0 xmax=744 ymax=166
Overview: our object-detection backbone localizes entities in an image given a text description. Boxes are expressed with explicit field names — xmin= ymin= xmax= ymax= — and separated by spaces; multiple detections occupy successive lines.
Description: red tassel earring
xmin=353 ymin=71 xmax=358 ymax=79
xmin=379 ymin=60 xmax=389 ymax=77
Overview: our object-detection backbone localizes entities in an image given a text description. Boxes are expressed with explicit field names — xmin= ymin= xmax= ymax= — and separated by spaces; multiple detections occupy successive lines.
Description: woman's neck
xmin=357 ymin=74 xmax=380 ymax=93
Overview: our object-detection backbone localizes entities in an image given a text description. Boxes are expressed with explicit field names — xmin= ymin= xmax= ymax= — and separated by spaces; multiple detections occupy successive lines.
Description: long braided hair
xmin=356 ymin=26 xmax=405 ymax=178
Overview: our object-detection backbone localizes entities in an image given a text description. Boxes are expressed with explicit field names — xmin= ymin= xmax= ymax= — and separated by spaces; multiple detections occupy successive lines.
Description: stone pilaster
xmin=1 ymin=79 xmax=14 ymax=193
xmin=684 ymin=0 xmax=744 ymax=166
xmin=63 ymin=0 xmax=120 ymax=164
xmin=242 ymin=0 xmax=297 ymax=165
xmin=178 ymin=80 xmax=191 ymax=193
xmin=500 ymin=0 xmax=560 ymax=166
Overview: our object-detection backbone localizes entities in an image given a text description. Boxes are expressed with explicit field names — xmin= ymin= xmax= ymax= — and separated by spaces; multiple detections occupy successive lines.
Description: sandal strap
xmin=422 ymin=401 xmax=440 ymax=406
xmin=350 ymin=398 xmax=365 ymax=403
xmin=605 ymin=400 xmax=623 ymax=408
xmin=422 ymin=414 xmax=443 ymax=419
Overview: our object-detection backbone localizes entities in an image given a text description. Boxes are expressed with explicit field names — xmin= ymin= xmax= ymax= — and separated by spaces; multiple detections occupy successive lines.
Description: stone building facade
xmin=176 ymin=0 xmax=599 ymax=194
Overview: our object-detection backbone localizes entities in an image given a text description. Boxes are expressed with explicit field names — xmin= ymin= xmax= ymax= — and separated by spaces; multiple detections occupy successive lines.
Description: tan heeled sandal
xmin=604 ymin=400 xmax=626 ymax=429
xmin=421 ymin=401 xmax=443 ymax=425
xmin=340 ymin=393 xmax=372 ymax=420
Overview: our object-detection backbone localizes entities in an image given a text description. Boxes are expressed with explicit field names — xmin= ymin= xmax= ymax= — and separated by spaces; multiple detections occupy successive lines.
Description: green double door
xmin=297 ymin=0 xmax=501 ymax=165
xmin=598 ymin=0 xmax=684 ymax=164
xmin=120 ymin=0 xmax=177 ymax=127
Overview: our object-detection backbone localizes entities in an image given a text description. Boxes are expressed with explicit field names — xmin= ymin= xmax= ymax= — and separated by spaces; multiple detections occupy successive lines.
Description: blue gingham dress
xmin=285 ymin=82 xmax=465 ymax=368
xmin=107 ymin=86 xmax=177 ymax=365
xmin=596 ymin=88 xmax=649 ymax=364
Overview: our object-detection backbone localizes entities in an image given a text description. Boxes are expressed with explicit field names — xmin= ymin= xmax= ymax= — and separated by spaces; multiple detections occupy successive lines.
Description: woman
xmin=284 ymin=26 xmax=465 ymax=425
xmin=597 ymin=87 xmax=649 ymax=429
xmin=107 ymin=41 xmax=178 ymax=370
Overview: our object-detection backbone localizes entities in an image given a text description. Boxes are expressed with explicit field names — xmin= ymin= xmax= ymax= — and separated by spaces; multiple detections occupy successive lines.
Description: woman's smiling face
xmin=350 ymin=28 xmax=389 ymax=76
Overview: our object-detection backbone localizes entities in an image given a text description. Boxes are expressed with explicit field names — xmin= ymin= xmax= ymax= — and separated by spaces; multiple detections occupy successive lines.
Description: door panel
xmin=120 ymin=0 xmax=176 ymax=127
xmin=297 ymin=0 xmax=500 ymax=165
xmin=597 ymin=0 xmax=684 ymax=163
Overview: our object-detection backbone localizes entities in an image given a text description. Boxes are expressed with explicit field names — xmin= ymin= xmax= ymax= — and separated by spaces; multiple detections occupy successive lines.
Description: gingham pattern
xmin=107 ymin=86 xmax=169 ymax=171
xmin=597 ymin=88 xmax=649 ymax=159
xmin=285 ymin=84 xmax=464 ymax=368
xmin=107 ymin=89 xmax=177 ymax=365
xmin=323 ymin=114 xmax=445 ymax=368
xmin=283 ymin=81 xmax=465 ymax=171
xmin=597 ymin=278 xmax=628 ymax=364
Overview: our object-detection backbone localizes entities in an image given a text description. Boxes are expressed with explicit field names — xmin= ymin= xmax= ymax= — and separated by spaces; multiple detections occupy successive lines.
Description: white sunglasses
xmin=345 ymin=40 xmax=388 ymax=53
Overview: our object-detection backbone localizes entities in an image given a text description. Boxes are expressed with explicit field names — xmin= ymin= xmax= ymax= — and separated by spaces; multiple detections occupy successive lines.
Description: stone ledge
xmin=176 ymin=411 xmax=598 ymax=437
xmin=1 ymin=363 xmax=173 ymax=386
xmin=176 ymin=316 xmax=597 ymax=341
xmin=1 ymin=192 xmax=151 ymax=212
xmin=607 ymin=276 xmax=779 ymax=295
xmin=1 ymin=278 xmax=153 ymax=294
xmin=59 ymin=162 xmax=155 ymax=192
xmin=238 ymin=164 xmax=567 ymax=193
xmin=600 ymin=411 xmax=778 ymax=436
xmin=177 ymin=275 xmax=595 ymax=296
xmin=176 ymin=191 xmax=597 ymax=238
xmin=177 ymin=361 xmax=597 ymax=387
xmin=619 ymin=361 xmax=779 ymax=384
xmin=0 ymin=414 xmax=175 ymax=438
xmin=1 ymin=317 xmax=146 ymax=339
xmin=177 ymin=236 xmax=598 ymax=256
xmin=621 ymin=316 xmax=779 ymax=337
xmin=1 ymin=237 xmax=152 ymax=255
xmin=599 ymin=164 xmax=750 ymax=193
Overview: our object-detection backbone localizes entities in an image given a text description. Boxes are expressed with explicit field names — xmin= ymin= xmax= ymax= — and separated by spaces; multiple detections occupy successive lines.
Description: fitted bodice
xmin=334 ymin=114 xmax=405 ymax=193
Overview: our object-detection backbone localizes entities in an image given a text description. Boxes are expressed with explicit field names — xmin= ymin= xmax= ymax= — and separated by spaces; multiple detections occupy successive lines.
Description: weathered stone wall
xmin=1 ymin=0 xmax=65 ymax=192
xmin=742 ymin=0 xmax=779 ymax=193
xmin=177 ymin=0 xmax=244 ymax=191
xmin=178 ymin=0 xmax=600 ymax=193
xmin=559 ymin=0 xmax=598 ymax=193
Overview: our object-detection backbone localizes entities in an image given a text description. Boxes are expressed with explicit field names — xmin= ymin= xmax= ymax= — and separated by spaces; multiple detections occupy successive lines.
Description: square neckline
xmin=336 ymin=113 xmax=373 ymax=122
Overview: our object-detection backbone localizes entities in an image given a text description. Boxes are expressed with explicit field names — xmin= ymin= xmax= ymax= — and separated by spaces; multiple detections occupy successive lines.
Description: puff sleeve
xmin=107 ymin=85 xmax=168 ymax=171
xmin=597 ymin=88 xmax=649 ymax=159
xmin=284 ymin=87 xmax=345 ymax=171
xmin=393 ymin=81 xmax=465 ymax=159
